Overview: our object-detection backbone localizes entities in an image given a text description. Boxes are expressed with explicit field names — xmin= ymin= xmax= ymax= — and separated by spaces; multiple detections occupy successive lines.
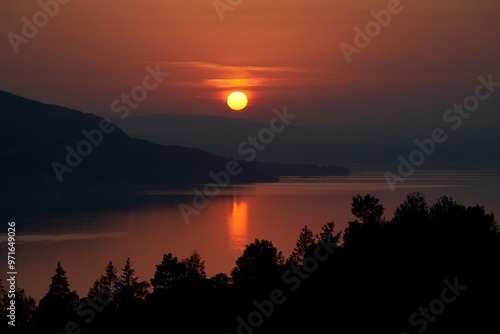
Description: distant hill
xmin=113 ymin=114 xmax=500 ymax=166
xmin=0 ymin=91 xmax=277 ymax=188
xmin=112 ymin=113 xmax=351 ymax=175
xmin=111 ymin=113 xmax=326 ymax=139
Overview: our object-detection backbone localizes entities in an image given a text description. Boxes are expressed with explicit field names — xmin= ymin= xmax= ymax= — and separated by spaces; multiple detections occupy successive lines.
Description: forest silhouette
xmin=1 ymin=192 xmax=499 ymax=333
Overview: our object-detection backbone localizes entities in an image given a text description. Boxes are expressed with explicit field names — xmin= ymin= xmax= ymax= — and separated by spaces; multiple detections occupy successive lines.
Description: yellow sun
xmin=227 ymin=92 xmax=248 ymax=110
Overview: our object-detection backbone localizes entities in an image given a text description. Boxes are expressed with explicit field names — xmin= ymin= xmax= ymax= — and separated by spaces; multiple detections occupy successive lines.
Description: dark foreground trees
xmin=7 ymin=193 xmax=500 ymax=334
xmin=273 ymin=193 xmax=500 ymax=334
xmin=0 ymin=279 xmax=35 ymax=332
xmin=32 ymin=262 xmax=79 ymax=332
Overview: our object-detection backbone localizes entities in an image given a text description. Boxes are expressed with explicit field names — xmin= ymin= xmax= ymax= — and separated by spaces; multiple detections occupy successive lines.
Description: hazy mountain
xmin=111 ymin=113 xmax=334 ymax=143
xmin=0 ymin=91 xmax=277 ymax=188
xmin=113 ymin=114 xmax=500 ymax=166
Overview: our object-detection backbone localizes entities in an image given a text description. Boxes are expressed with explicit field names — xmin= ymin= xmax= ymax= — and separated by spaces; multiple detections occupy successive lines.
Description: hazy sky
xmin=1 ymin=0 xmax=499 ymax=132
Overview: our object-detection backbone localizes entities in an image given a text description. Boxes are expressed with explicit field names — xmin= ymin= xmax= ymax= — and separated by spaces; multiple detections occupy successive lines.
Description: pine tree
xmin=34 ymin=262 xmax=79 ymax=331
xmin=118 ymin=257 xmax=150 ymax=300
xmin=288 ymin=225 xmax=316 ymax=266
xmin=318 ymin=221 xmax=342 ymax=244
xmin=99 ymin=261 xmax=119 ymax=295
xmin=48 ymin=261 xmax=71 ymax=296
xmin=182 ymin=249 xmax=206 ymax=280
xmin=88 ymin=279 xmax=101 ymax=299
xmin=120 ymin=257 xmax=136 ymax=287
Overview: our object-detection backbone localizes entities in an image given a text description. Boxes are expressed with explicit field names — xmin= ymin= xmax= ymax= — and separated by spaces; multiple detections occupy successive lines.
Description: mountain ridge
xmin=0 ymin=91 xmax=277 ymax=188
xmin=113 ymin=114 xmax=500 ymax=166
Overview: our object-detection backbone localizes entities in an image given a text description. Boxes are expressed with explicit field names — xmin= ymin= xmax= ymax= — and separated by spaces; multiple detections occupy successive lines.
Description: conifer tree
xmin=35 ymin=262 xmax=79 ymax=331
xmin=182 ymin=249 xmax=206 ymax=280
xmin=88 ymin=279 xmax=101 ymax=299
xmin=99 ymin=261 xmax=119 ymax=295
xmin=318 ymin=221 xmax=342 ymax=244
xmin=118 ymin=257 xmax=150 ymax=300
xmin=288 ymin=225 xmax=316 ymax=266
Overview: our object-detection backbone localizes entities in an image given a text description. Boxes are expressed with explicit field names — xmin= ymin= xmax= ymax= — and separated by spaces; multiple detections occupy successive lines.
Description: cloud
xmin=165 ymin=61 xmax=314 ymax=74
xmin=146 ymin=60 xmax=324 ymax=91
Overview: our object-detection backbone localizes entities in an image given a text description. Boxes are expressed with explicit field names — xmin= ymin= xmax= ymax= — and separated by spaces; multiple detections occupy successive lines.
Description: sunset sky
xmin=1 ymin=0 xmax=499 ymax=131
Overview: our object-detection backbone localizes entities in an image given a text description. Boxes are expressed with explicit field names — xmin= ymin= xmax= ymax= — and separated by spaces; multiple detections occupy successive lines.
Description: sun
xmin=227 ymin=92 xmax=248 ymax=111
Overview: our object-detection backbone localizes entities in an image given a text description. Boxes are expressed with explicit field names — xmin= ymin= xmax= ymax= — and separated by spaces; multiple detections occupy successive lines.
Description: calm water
xmin=1 ymin=169 xmax=500 ymax=301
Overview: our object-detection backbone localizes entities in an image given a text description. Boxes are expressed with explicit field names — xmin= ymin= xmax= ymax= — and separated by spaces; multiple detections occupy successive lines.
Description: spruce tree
xmin=99 ymin=261 xmax=119 ymax=295
xmin=118 ymin=257 xmax=149 ymax=300
xmin=88 ymin=279 xmax=101 ymax=299
xmin=183 ymin=249 xmax=206 ymax=280
xmin=318 ymin=221 xmax=342 ymax=244
xmin=288 ymin=225 xmax=316 ymax=266
xmin=35 ymin=262 xmax=79 ymax=331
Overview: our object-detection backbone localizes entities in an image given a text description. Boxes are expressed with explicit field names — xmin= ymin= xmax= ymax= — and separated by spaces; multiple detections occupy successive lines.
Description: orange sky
xmin=1 ymin=0 xmax=499 ymax=130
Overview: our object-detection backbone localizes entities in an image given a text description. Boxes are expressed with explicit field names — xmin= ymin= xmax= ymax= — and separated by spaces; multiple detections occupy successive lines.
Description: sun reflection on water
xmin=227 ymin=200 xmax=249 ymax=253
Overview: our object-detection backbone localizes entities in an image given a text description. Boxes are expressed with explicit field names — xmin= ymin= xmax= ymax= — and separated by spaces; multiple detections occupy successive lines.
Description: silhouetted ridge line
xmin=0 ymin=90 xmax=277 ymax=188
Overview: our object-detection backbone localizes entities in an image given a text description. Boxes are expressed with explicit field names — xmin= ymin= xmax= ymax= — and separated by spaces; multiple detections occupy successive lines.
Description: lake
xmin=1 ymin=167 xmax=500 ymax=301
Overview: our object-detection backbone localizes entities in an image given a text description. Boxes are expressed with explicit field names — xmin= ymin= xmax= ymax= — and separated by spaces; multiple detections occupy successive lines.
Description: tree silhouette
xmin=99 ymin=261 xmax=119 ymax=295
xmin=0 ymin=280 xmax=36 ymax=330
xmin=182 ymin=249 xmax=206 ymax=281
xmin=351 ymin=194 xmax=384 ymax=224
xmin=14 ymin=288 xmax=36 ymax=328
xmin=393 ymin=192 xmax=430 ymax=224
xmin=88 ymin=279 xmax=101 ymax=299
xmin=344 ymin=194 xmax=386 ymax=249
xmin=430 ymin=196 xmax=464 ymax=222
xmin=0 ymin=278 xmax=5 ymax=311
xmin=117 ymin=257 xmax=150 ymax=301
xmin=151 ymin=253 xmax=187 ymax=292
xmin=231 ymin=239 xmax=284 ymax=285
xmin=317 ymin=221 xmax=342 ymax=244
xmin=210 ymin=273 xmax=231 ymax=288
xmin=9 ymin=194 xmax=500 ymax=334
xmin=430 ymin=196 xmax=498 ymax=234
xmin=104 ymin=257 xmax=151 ymax=333
xmin=0 ymin=279 xmax=6 ymax=331
xmin=34 ymin=262 xmax=79 ymax=331
xmin=288 ymin=225 xmax=316 ymax=266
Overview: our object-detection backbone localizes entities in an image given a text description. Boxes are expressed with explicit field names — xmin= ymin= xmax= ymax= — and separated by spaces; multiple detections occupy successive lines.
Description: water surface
xmin=1 ymin=169 xmax=499 ymax=301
